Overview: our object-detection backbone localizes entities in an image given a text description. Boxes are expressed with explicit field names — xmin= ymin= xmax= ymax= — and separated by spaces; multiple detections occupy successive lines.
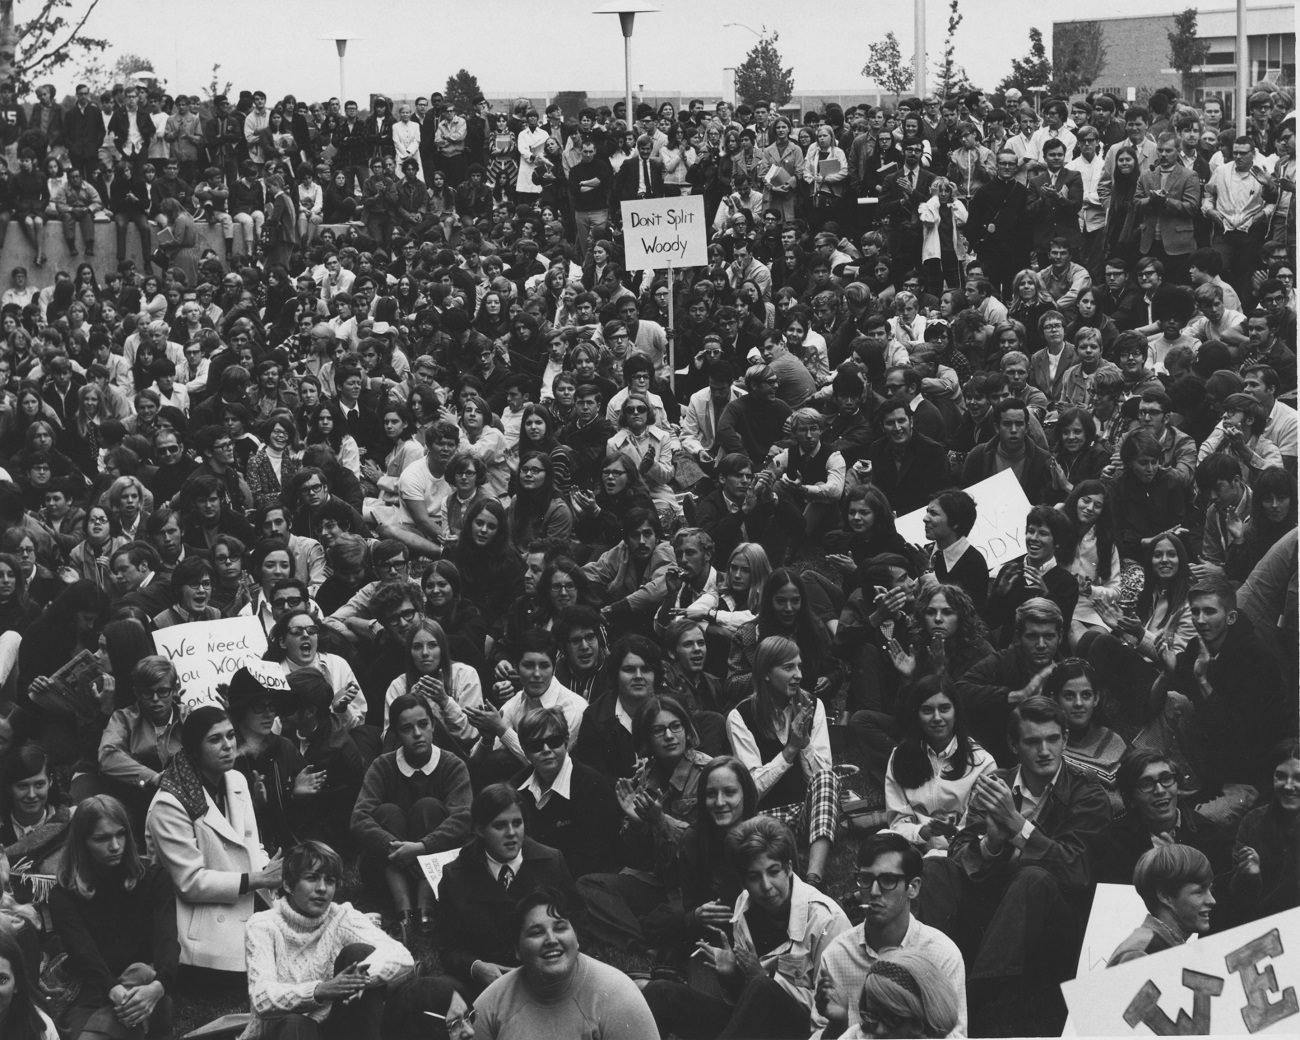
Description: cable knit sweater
xmin=242 ymin=898 xmax=414 ymax=1038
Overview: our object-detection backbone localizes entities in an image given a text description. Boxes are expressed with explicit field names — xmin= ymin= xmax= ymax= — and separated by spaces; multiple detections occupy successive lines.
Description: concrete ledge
xmin=5 ymin=219 xmax=229 ymax=287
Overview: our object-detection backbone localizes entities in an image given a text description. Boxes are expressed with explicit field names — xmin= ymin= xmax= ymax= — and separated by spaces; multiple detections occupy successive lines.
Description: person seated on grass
xmin=845 ymin=947 xmax=965 ymax=1039
xmin=350 ymin=693 xmax=472 ymax=944
xmin=1108 ymin=844 xmax=1216 ymax=965
xmin=642 ymin=815 xmax=852 ymax=1040
xmin=1044 ymin=658 xmax=1128 ymax=808
xmin=49 ymin=794 xmax=178 ymax=1040
xmin=816 ymin=832 xmax=967 ymax=1038
xmin=884 ymin=677 xmax=998 ymax=853
xmin=472 ymin=884 xmax=659 ymax=1040
xmin=436 ymin=783 xmax=583 ymax=996
xmin=243 ymin=839 xmax=428 ymax=1040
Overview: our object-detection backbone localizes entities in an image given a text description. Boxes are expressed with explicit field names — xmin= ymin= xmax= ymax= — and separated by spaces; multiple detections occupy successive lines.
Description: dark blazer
xmin=933 ymin=543 xmax=990 ymax=610
xmin=1028 ymin=344 xmax=1079 ymax=403
xmin=949 ymin=760 xmax=1111 ymax=893
xmin=63 ymin=102 xmax=105 ymax=159
xmin=880 ymin=166 xmax=937 ymax=230
xmin=1089 ymin=803 xmax=1232 ymax=887
xmin=1135 ymin=164 xmax=1202 ymax=255
xmin=108 ymin=108 xmax=155 ymax=155
xmin=572 ymin=693 xmax=638 ymax=780
xmin=864 ymin=433 xmax=950 ymax=516
xmin=614 ymin=154 xmax=666 ymax=201
xmin=1026 ymin=168 xmax=1084 ymax=254
xmin=436 ymin=836 xmax=582 ymax=990
xmin=960 ymin=438 xmax=1055 ymax=505
xmin=514 ymin=758 xmax=625 ymax=880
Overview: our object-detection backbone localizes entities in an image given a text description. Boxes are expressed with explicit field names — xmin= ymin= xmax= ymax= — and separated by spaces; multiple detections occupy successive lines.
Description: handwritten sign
xmin=417 ymin=847 xmax=465 ymax=898
xmin=620 ymin=195 xmax=707 ymax=270
xmin=153 ymin=616 xmax=268 ymax=710
xmin=1062 ymin=884 xmax=1150 ymax=1035
xmin=895 ymin=468 xmax=1032 ymax=575
xmin=1062 ymin=908 xmax=1300 ymax=1035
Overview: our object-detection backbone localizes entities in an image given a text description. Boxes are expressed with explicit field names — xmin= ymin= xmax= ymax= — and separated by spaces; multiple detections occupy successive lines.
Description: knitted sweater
xmin=242 ymin=898 xmax=413 ymax=1038
xmin=350 ymin=748 xmax=473 ymax=855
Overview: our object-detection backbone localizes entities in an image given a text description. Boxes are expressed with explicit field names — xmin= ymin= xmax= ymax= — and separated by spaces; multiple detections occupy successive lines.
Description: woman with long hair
xmin=67 ymin=506 xmax=126 ymax=591
xmin=63 ymin=382 xmax=106 ymax=475
xmin=0 ymin=922 xmax=58 ymax=1039
xmin=726 ymin=634 xmax=843 ymax=886
xmin=1103 ymin=145 xmax=1143 ymax=269
xmin=1060 ymin=479 xmax=1125 ymax=646
xmin=1064 ymin=285 xmax=1120 ymax=356
xmin=885 ymin=676 xmax=996 ymax=851
xmin=472 ymin=289 xmax=510 ymax=342
xmin=50 ymin=794 xmax=177 ymax=1038
xmin=362 ymin=401 xmax=422 ymax=491
xmin=1226 ymin=466 xmax=1296 ymax=581
xmin=145 ymin=703 xmax=278 ymax=986
xmin=507 ymin=451 xmax=573 ymax=546
xmin=421 ymin=560 xmax=490 ymax=680
xmin=381 ymin=618 xmax=482 ymax=751
xmin=1076 ymin=532 xmax=1197 ymax=741
xmin=724 ymin=568 xmax=839 ymax=707
xmin=458 ymin=394 xmax=510 ymax=498
xmin=698 ymin=542 xmax=772 ymax=636
xmin=1051 ymin=407 xmax=1111 ymax=496
xmin=451 ymin=498 xmax=524 ymax=632
xmin=1045 ymin=658 xmax=1128 ymax=807
xmin=304 ymin=399 xmax=360 ymax=478
xmin=572 ymin=449 xmax=655 ymax=549
xmin=1007 ymin=269 xmax=1057 ymax=350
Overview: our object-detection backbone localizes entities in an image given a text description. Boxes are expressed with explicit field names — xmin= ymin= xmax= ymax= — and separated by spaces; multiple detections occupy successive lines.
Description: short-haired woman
xmin=50 ymin=794 xmax=179 ymax=1038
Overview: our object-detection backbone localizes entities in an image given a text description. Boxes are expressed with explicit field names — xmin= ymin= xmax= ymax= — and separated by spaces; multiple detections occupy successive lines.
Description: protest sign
xmin=417 ymin=847 xmax=465 ymax=898
xmin=894 ymin=468 xmax=1032 ymax=573
xmin=153 ymin=616 xmax=269 ymax=708
xmin=1062 ymin=907 xmax=1300 ymax=1035
xmin=1062 ymin=884 xmax=1150 ymax=1035
xmin=620 ymin=195 xmax=707 ymax=271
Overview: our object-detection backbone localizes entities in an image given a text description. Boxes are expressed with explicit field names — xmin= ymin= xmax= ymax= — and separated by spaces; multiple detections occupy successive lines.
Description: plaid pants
xmin=761 ymin=766 xmax=844 ymax=845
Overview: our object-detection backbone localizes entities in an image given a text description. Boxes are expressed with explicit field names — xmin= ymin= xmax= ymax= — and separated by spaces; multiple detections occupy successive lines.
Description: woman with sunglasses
xmin=264 ymin=607 xmax=366 ymax=733
xmin=607 ymin=391 xmax=677 ymax=519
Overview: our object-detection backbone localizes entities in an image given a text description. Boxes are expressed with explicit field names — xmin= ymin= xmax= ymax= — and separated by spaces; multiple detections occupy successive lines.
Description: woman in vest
xmin=768 ymin=408 xmax=846 ymax=538
xmin=725 ymin=635 xmax=843 ymax=890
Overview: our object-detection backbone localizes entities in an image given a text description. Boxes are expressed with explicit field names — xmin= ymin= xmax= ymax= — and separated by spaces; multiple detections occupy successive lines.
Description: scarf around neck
xmin=159 ymin=749 xmax=213 ymax=821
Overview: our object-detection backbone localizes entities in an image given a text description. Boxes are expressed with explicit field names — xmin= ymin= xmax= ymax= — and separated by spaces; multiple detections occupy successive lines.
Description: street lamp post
xmin=914 ymin=0 xmax=926 ymax=100
xmin=594 ymin=1 xmax=660 ymax=127
xmin=321 ymin=34 xmax=361 ymax=102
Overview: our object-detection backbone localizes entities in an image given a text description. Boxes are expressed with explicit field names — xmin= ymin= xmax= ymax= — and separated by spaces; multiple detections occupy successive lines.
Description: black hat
xmin=225 ymin=661 xmax=290 ymax=715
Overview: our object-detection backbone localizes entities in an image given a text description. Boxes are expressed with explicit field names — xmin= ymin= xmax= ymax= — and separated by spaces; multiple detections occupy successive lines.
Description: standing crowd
xmin=0 ymin=73 xmax=1293 ymax=1040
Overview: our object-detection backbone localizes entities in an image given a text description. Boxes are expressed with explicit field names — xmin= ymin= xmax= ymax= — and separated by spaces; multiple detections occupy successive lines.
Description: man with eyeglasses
xmin=552 ymin=606 xmax=610 ymax=704
xmin=916 ymin=697 xmax=1109 ymax=1030
xmin=291 ymin=467 xmax=368 ymax=545
xmin=817 ymin=831 xmax=966 ymax=1038
xmin=966 ymin=146 xmax=1030 ymax=297
xmin=1121 ymin=389 xmax=1196 ymax=486
xmin=879 ymin=138 xmax=935 ymax=269
xmin=1203 ymin=136 xmax=1273 ymax=303
xmin=1090 ymin=748 xmax=1235 ymax=891
xmin=177 ymin=424 xmax=252 ymax=516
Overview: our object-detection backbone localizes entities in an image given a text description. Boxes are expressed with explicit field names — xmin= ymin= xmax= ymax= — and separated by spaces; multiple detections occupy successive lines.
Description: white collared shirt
xmin=940 ymin=536 xmax=972 ymax=574
xmin=485 ymin=849 xmax=524 ymax=882
xmin=395 ymin=744 xmax=442 ymax=777
xmin=522 ymin=753 xmax=574 ymax=810
xmin=614 ymin=699 xmax=634 ymax=734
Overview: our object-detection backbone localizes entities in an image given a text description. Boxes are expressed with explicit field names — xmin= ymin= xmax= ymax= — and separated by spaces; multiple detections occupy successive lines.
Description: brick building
xmin=1055 ymin=4 xmax=1294 ymax=111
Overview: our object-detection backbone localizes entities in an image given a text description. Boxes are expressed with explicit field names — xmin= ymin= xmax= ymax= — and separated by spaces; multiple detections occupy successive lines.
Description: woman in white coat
xmin=918 ymin=176 xmax=968 ymax=295
xmin=146 ymin=698 xmax=282 ymax=985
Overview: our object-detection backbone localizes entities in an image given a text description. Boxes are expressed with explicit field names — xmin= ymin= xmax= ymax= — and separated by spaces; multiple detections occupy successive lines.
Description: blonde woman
xmin=919 ymin=177 xmax=969 ymax=294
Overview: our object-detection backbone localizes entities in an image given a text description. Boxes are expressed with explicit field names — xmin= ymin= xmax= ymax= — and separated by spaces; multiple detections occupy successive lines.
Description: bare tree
xmin=0 ymin=0 xmax=107 ymax=93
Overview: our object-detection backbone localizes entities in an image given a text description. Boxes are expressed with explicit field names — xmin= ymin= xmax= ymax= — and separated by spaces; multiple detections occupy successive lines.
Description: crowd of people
xmin=0 ymin=71 xmax=1292 ymax=1040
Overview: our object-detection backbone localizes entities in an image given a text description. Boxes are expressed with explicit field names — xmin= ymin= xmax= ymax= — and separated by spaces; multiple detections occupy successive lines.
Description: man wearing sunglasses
xmin=817 ymin=831 xmax=966 ymax=1038
xmin=1089 ymin=748 xmax=1235 ymax=894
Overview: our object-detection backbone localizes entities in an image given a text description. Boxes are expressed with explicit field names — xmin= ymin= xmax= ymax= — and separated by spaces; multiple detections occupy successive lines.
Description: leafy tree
xmin=1168 ymin=8 xmax=1210 ymax=95
xmin=734 ymin=28 xmax=794 ymax=108
xmin=861 ymin=32 xmax=914 ymax=103
xmin=444 ymin=68 xmax=482 ymax=115
xmin=204 ymin=63 xmax=233 ymax=104
xmin=75 ymin=50 xmax=156 ymax=96
xmin=998 ymin=27 xmax=1052 ymax=96
xmin=553 ymin=91 xmax=589 ymax=122
xmin=0 ymin=0 xmax=107 ymax=94
xmin=1051 ymin=21 xmax=1107 ymax=97
xmin=935 ymin=0 xmax=972 ymax=101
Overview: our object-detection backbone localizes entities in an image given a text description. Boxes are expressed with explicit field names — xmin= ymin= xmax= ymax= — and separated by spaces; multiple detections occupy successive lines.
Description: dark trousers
xmin=915 ymin=859 xmax=1080 ymax=984
xmin=263 ymin=944 xmax=385 ymax=1040
xmin=643 ymin=975 xmax=812 ymax=1040
xmin=1213 ymin=223 xmax=1267 ymax=306
xmin=114 ymin=211 xmax=150 ymax=262
xmin=1075 ymin=629 xmax=1161 ymax=740
xmin=847 ymin=708 xmax=899 ymax=786
xmin=360 ymin=798 xmax=448 ymax=910
xmin=62 ymin=962 xmax=173 ymax=1039
xmin=1146 ymin=240 xmax=1190 ymax=284
xmin=574 ymin=870 xmax=666 ymax=949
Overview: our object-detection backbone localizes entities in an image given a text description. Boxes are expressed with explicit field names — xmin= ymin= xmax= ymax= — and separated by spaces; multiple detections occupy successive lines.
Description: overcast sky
xmin=55 ymin=0 xmax=1233 ymax=101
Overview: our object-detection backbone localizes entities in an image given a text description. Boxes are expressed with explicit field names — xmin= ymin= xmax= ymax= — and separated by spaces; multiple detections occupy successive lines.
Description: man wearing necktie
xmin=913 ymin=695 xmax=1111 ymax=1020
xmin=880 ymin=137 xmax=935 ymax=269
xmin=1027 ymin=138 xmax=1083 ymax=267
xmin=616 ymin=134 xmax=663 ymax=202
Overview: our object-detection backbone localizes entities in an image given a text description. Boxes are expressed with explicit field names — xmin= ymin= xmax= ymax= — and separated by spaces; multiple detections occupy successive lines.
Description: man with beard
xmin=582 ymin=508 xmax=676 ymax=635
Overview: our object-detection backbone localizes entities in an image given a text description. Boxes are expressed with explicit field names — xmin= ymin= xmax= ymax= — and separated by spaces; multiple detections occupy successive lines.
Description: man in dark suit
xmin=1026 ymin=137 xmax=1083 ymax=266
xmin=1134 ymin=132 xmax=1203 ymax=285
xmin=615 ymin=134 xmax=665 ymax=203
xmin=967 ymin=149 xmax=1031 ymax=298
xmin=864 ymin=396 xmax=950 ymax=516
xmin=107 ymin=86 xmax=154 ymax=172
xmin=64 ymin=85 xmax=105 ymax=180
xmin=110 ymin=542 xmax=174 ymax=616
xmin=879 ymin=137 xmax=935 ymax=270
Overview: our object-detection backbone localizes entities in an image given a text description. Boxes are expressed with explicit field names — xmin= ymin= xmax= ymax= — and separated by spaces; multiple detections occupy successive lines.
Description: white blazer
xmin=145 ymin=769 xmax=269 ymax=972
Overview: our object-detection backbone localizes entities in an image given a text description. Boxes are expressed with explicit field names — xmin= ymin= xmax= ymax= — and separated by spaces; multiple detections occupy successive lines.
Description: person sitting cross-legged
xmin=914 ymin=696 xmax=1111 ymax=1036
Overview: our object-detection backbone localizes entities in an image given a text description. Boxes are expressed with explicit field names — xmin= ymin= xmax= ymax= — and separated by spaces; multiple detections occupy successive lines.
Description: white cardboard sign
xmin=153 ymin=616 xmax=269 ymax=709
xmin=417 ymin=847 xmax=465 ymax=898
xmin=1062 ymin=907 xmax=1300 ymax=1035
xmin=894 ymin=468 xmax=1032 ymax=574
xmin=620 ymin=195 xmax=708 ymax=270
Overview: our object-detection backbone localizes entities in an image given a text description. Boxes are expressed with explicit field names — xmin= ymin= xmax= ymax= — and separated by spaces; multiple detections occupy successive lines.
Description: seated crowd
xmin=0 ymin=75 xmax=1294 ymax=1040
